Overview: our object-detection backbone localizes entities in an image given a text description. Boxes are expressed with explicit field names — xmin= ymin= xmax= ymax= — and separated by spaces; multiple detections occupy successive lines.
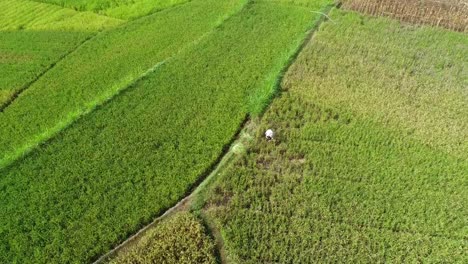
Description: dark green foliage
xmin=0 ymin=1 xmax=331 ymax=262
xmin=108 ymin=213 xmax=216 ymax=264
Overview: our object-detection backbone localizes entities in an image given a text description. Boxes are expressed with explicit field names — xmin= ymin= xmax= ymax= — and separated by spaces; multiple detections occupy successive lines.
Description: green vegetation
xmin=0 ymin=0 xmax=122 ymax=31
xmin=0 ymin=0 xmax=122 ymax=107
xmin=108 ymin=212 xmax=216 ymax=264
xmin=283 ymin=8 xmax=468 ymax=159
xmin=196 ymin=9 xmax=468 ymax=263
xmin=0 ymin=0 xmax=245 ymax=169
xmin=0 ymin=31 xmax=87 ymax=107
xmin=33 ymin=0 xmax=189 ymax=19
xmin=0 ymin=0 xmax=332 ymax=262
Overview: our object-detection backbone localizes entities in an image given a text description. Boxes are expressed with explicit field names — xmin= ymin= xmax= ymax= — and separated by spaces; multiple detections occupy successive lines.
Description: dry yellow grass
xmin=342 ymin=0 xmax=468 ymax=32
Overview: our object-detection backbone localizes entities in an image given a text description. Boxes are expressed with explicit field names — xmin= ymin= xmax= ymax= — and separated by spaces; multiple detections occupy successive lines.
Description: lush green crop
xmin=0 ymin=1 xmax=332 ymax=262
xmin=0 ymin=0 xmax=123 ymax=31
xmin=108 ymin=212 xmax=216 ymax=264
xmin=0 ymin=0 xmax=245 ymax=169
xmin=0 ymin=31 xmax=87 ymax=107
xmin=0 ymin=0 xmax=122 ymax=108
xmin=198 ymin=10 xmax=468 ymax=263
xmin=33 ymin=0 xmax=189 ymax=19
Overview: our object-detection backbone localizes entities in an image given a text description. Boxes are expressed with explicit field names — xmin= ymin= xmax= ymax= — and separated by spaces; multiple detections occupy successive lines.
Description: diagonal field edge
xmin=0 ymin=0 xmax=195 ymax=113
xmin=94 ymin=3 xmax=339 ymax=263
xmin=0 ymin=60 xmax=161 ymax=170
xmin=27 ymin=0 xmax=194 ymax=21
xmin=0 ymin=34 xmax=96 ymax=112
xmin=0 ymin=0 xmax=249 ymax=171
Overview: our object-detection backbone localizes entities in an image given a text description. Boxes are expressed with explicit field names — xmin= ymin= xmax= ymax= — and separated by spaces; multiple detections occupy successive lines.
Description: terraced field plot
xmin=0 ymin=0 xmax=122 ymax=108
xmin=1 ymin=0 xmax=466 ymax=263
xmin=108 ymin=212 xmax=217 ymax=263
xmin=33 ymin=0 xmax=189 ymax=19
xmin=0 ymin=0 xmax=122 ymax=31
xmin=0 ymin=0 xmax=245 ymax=169
xmin=0 ymin=0 xmax=332 ymax=262
xmin=195 ymin=8 xmax=468 ymax=263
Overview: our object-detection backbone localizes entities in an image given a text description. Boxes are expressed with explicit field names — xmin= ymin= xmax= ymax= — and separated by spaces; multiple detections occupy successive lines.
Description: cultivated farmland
xmin=33 ymin=0 xmax=189 ymax=19
xmin=108 ymin=212 xmax=217 ymax=264
xmin=1 ymin=0 xmax=467 ymax=263
xmin=0 ymin=0 xmax=121 ymax=108
xmin=0 ymin=0 xmax=245 ymax=169
xmin=0 ymin=0 xmax=332 ymax=262
xmin=196 ymin=8 xmax=468 ymax=263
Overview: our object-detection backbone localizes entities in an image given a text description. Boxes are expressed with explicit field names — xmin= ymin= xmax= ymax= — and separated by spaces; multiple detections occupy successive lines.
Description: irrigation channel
xmin=93 ymin=4 xmax=337 ymax=263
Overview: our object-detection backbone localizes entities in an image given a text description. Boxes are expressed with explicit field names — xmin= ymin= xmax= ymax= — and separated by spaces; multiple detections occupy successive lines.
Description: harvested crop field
xmin=0 ymin=0 xmax=467 ymax=263
xmin=342 ymin=0 xmax=468 ymax=31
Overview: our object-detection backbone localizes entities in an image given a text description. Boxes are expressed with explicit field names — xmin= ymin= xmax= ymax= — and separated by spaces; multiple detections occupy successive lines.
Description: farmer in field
xmin=265 ymin=129 xmax=274 ymax=141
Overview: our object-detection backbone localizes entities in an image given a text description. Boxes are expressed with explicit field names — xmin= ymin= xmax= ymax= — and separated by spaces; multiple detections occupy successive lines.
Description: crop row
xmin=284 ymin=8 xmax=468 ymax=159
xmin=204 ymin=92 xmax=468 ymax=263
xmin=201 ymin=9 xmax=468 ymax=262
xmin=0 ymin=0 xmax=122 ymax=31
xmin=342 ymin=0 xmax=468 ymax=32
xmin=108 ymin=212 xmax=216 ymax=264
xmin=0 ymin=0 xmax=122 ymax=108
xmin=0 ymin=0 xmax=245 ymax=169
xmin=32 ymin=0 xmax=189 ymax=20
xmin=0 ymin=31 xmax=89 ymax=108
xmin=0 ymin=0 xmax=332 ymax=262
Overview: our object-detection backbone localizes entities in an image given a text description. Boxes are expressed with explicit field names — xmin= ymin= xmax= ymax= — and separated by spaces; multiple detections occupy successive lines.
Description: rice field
xmin=0 ymin=0 xmax=122 ymax=31
xmin=1 ymin=0 xmax=466 ymax=263
xmin=0 ymin=0 xmax=332 ymax=262
xmin=0 ymin=0 xmax=245 ymax=170
xmin=193 ymin=8 xmax=468 ymax=263
xmin=0 ymin=0 xmax=122 ymax=108
xmin=33 ymin=0 xmax=189 ymax=19
xmin=108 ymin=212 xmax=217 ymax=264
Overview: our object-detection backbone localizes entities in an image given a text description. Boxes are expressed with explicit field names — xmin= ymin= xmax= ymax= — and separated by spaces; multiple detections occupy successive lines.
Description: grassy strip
xmin=0 ymin=33 xmax=95 ymax=110
xmin=0 ymin=1 xmax=332 ymax=263
xmin=107 ymin=212 xmax=217 ymax=264
xmin=200 ymin=10 xmax=468 ymax=262
xmin=0 ymin=0 xmax=123 ymax=31
xmin=0 ymin=0 xmax=245 ymax=169
xmin=0 ymin=0 xmax=122 ymax=107
xmin=31 ymin=0 xmax=189 ymax=19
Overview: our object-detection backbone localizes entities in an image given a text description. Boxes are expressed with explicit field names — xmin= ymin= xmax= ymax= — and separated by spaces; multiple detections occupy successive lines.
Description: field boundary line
xmin=193 ymin=4 xmax=340 ymax=262
xmin=0 ymin=60 xmax=165 ymax=170
xmin=93 ymin=2 xmax=340 ymax=263
xmin=27 ymin=0 xmax=194 ymax=21
xmin=91 ymin=117 xmax=249 ymax=264
xmin=0 ymin=33 xmax=97 ymax=112
xmin=0 ymin=0 xmax=251 ymax=171
xmin=255 ymin=2 xmax=336 ymax=116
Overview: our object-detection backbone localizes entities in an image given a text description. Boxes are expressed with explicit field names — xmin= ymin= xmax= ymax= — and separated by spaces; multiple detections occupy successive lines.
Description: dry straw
xmin=341 ymin=0 xmax=468 ymax=32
